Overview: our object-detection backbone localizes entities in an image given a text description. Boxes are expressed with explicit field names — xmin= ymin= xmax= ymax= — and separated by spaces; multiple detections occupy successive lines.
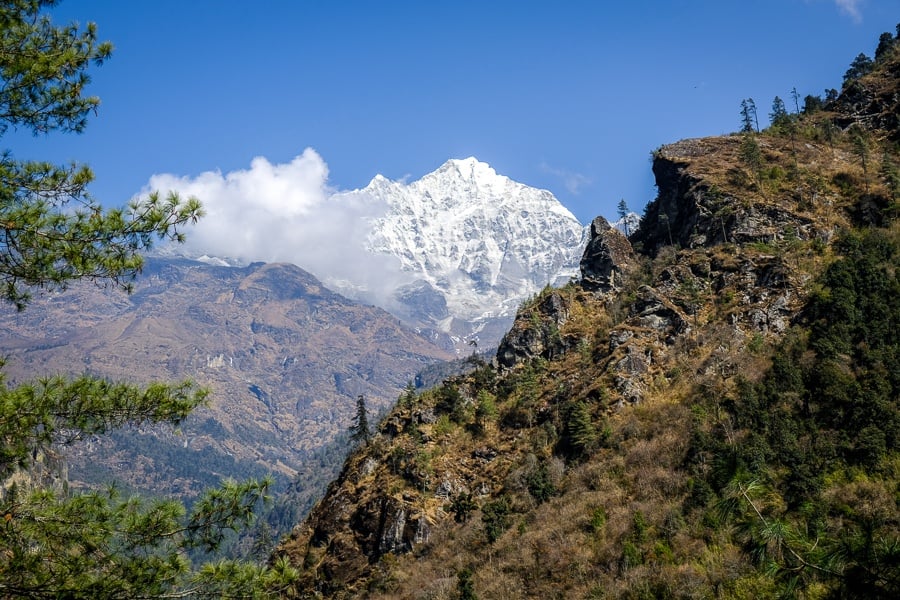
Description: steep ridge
xmin=336 ymin=158 xmax=587 ymax=351
xmin=275 ymin=35 xmax=900 ymax=599
xmin=0 ymin=259 xmax=453 ymax=500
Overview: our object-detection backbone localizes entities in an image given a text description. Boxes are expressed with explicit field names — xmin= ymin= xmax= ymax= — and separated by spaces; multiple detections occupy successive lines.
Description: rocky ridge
xmin=273 ymin=43 xmax=900 ymax=596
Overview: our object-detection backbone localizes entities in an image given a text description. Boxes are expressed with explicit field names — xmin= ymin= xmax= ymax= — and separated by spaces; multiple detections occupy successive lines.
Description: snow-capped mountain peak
xmin=337 ymin=157 xmax=588 ymax=350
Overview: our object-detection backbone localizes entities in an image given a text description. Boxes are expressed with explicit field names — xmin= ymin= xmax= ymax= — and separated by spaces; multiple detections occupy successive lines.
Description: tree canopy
xmin=0 ymin=2 xmax=296 ymax=596
xmin=0 ymin=0 xmax=203 ymax=310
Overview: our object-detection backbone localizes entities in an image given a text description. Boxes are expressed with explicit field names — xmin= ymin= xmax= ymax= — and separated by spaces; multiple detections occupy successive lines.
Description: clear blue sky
xmin=11 ymin=0 xmax=900 ymax=225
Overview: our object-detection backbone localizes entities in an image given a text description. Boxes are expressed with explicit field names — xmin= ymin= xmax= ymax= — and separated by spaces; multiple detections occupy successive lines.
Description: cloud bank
xmin=144 ymin=149 xmax=413 ymax=304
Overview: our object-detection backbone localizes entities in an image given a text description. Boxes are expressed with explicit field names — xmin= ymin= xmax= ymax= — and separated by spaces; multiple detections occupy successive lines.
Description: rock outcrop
xmin=579 ymin=216 xmax=637 ymax=294
xmin=632 ymin=138 xmax=823 ymax=257
xmin=830 ymin=48 xmax=900 ymax=140
xmin=495 ymin=290 xmax=570 ymax=368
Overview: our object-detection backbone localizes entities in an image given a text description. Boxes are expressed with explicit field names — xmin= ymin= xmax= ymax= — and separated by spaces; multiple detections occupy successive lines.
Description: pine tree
xmin=0 ymin=2 xmax=297 ymax=596
xmin=0 ymin=2 xmax=203 ymax=310
xmin=874 ymin=31 xmax=894 ymax=62
xmin=474 ymin=389 xmax=497 ymax=432
xmin=802 ymin=94 xmax=824 ymax=114
xmin=617 ymin=199 xmax=631 ymax=235
xmin=769 ymin=96 xmax=789 ymax=128
xmin=456 ymin=567 xmax=479 ymax=600
xmin=739 ymin=134 xmax=764 ymax=185
xmin=790 ymin=87 xmax=801 ymax=114
xmin=565 ymin=401 xmax=597 ymax=457
xmin=740 ymin=99 xmax=754 ymax=133
xmin=843 ymin=53 xmax=874 ymax=85
xmin=349 ymin=394 xmax=371 ymax=446
xmin=747 ymin=98 xmax=759 ymax=133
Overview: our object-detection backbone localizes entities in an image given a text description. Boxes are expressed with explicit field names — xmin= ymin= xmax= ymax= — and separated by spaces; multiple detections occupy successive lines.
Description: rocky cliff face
xmin=631 ymin=137 xmax=828 ymax=258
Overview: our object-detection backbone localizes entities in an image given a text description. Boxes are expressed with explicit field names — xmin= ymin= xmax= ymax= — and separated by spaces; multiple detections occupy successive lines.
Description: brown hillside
xmin=275 ymin=35 xmax=900 ymax=600
xmin=0 ymin=259 xmax=453 ymax=499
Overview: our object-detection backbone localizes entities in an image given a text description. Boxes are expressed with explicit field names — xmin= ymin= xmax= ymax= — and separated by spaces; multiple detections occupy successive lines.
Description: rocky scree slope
xmin=275 ymin=40 xmax=900 ymax=599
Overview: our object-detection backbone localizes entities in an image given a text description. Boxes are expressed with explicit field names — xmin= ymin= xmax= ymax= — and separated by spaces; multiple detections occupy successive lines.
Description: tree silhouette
xmin=790 ymin=87 xmax=801 ymax=114
xmin=617 ymin=199 xmax=631 ymax=235
xmin=740 ymin=98 xmax=758 ymax=133
xmin=843 ymin=53 xmax=874 ymax=85
xmin=349 ymin=394 xmax=371 ymax=446
xmin=769 ymin=96 xmax=789 ymax=127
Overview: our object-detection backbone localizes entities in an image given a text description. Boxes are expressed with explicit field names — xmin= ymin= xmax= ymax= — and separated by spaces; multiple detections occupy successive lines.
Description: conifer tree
xmin=802 ymin=94 xmax=824 ymax=114
xmin=0 ymin=2 xmax=297 ymax=596
xmin=850 ymin=125 xmax=871 ymax=192
xmin=843 ymin=53 xmax=874 ymax=85
xmin=474 ymin=389 xmax=497 ymax=432
xmin=881 ymin=148 xmax=900 ymax=200
xmin=790 ymin=87 xmax=801 ymax=114
xmin=349 ymin=394 xmax=371 ymax=446
xmin=747 ymin=98 xmax=759 ymax=132
xmin=769 ymin=96 xmax=789 ymax=127
xmin=565 ymin=400 xmax=597 ymax=457
xmin=617 ymin=199 xmax=631 ymax=235
xmin=740 ymin=98 xmax=758 ymax=133
xmin=739 ymin=134 xmax=763 ymax=185
xmin=874 ymin=31 xmax=894 ymax=62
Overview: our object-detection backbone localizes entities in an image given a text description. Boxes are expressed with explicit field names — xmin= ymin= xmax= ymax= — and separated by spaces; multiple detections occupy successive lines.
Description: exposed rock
xmin=495 ymin=291 xmax=570 ymax=368
xmin=830 ymin=50 xmax=900 ymax=140
xmin=613 ymin=345 xmax=652 ymax=405
xmin=632 ymin=138 xmax=819 ymax=257
xmin=579 ymin=216 xmax=637 ymax=294
xmin=629 ymin=286 xmax=690 ymax=343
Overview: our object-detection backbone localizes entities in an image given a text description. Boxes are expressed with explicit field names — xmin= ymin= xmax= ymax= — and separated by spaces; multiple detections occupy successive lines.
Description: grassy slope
xmin=276 ymin=37 xmax=900 ymax=600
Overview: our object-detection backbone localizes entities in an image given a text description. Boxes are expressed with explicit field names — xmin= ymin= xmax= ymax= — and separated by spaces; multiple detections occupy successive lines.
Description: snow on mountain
xmin=611 ymin=212 xmax=641 ymax=237
xmin=332 ymin=157 xmax=588 ymax=350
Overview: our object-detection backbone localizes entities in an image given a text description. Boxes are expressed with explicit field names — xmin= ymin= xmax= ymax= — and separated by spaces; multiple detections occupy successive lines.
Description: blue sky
xmin=11 ymin=0 xmax=900 ymax=226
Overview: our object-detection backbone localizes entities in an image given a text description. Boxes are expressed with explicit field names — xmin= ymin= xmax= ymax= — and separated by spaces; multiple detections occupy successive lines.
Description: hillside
xmin=274 ymin=33 xmax=900 ymax=599
xmin=0 ymin=259 xmax=453 ymax=501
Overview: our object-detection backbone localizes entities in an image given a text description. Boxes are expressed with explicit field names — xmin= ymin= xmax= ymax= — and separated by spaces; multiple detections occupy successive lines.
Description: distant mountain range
xmin=0 ymin=157 xmax=636 ymax=509
xmin=0 ymin=259 xmax=453 ymax=498
xmin=175 ymin=158 xmax=598 ymax=353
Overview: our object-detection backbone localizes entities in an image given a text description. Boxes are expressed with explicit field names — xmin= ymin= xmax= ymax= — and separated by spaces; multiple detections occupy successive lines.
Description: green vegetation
xmin=0 ymin=2 xmax=295 ymax=596
xmin=273 ymin=26 xmax=900 ymax=599
xmin=349 ymin=394 xmax=372 ymax=446
xmin=740 ymin=97 xmax=759 ymax=133
xmin=689 ymin=227 xmax=900 ymax=597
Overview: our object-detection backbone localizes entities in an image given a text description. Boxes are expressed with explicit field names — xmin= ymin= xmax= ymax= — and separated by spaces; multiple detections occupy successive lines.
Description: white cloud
xmin=538 ymin=161 xmax=592 ymax=195
xmin=834 ymin=0 xmax=863 ymax=22
xmin=144 ymin=149 xmax=414 ymax=305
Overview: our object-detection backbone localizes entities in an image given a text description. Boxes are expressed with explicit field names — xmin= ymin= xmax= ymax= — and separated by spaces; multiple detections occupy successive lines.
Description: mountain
xmin=0 ymin=259 xmax=453 ymax=500
xmin=331 ymin=158 xmax=587 ymax=351
xmin=274 ymin=34 xmax=900 ymax=599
